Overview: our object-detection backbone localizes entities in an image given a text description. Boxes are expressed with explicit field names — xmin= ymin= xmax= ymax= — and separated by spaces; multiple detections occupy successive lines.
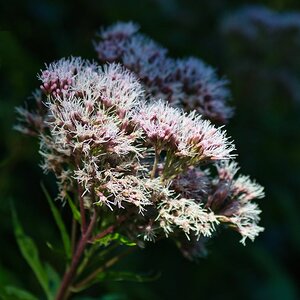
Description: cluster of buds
xmin=16 ymin=53 xmax=264 ymax=256
xmin=94 ymin=22 xmax=232 ymax=124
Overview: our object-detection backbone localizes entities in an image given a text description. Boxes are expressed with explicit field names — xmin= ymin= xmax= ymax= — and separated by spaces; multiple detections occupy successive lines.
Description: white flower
xmin=39 ymin=57 xmax=95 ymax=97
xmin=133 ymin=100 xmax=181 ymax=149
xmin=158 ymin=198 xmax=219 ymax=240
xmin=178 ymin=112 xmax=235 ymax=161
xmin=134 ymin=100 xmax=235 ymax=164
xmin=216 ymin=160 xmax=240 ymax=181
xmin=229 ymin=202 xmax=264 ymax=245
xmin=232 ymin=175 xmax=265 ymax=203
xmin=96 ymin=63 xmax=145 ymax=116
xmin=100 ymin=175 xmax=154 ymax=213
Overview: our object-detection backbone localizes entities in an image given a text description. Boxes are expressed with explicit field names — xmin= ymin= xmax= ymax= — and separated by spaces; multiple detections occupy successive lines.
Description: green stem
xmin=78 ymin=184 xmax=87 ymax=234
xmin=151 ymin=148 xmax=160 ymax=179
xmin=76 ymin=244 xmax=98 ymax=277
xmin=75 ymin=157 xmax=87 ymax=234
xmin=71 ymin=216 xmax=77 ymax=256
xmin=72 ymin=247 xmax=135 ymax=291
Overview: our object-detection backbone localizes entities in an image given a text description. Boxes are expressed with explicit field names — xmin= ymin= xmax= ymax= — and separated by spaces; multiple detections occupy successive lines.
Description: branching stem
xmin=91 ymin=225 xmax=114 ymax=242
xmin=72 ymin=247 xmax=135 ymax=291
xmin=55 ymin=210 xmax=97 ymax=300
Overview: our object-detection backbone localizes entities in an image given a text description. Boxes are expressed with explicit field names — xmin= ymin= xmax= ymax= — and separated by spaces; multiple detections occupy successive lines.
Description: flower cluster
xmin=158 ymin=198 xmax=219 ymax=239
xmin=207 ymin=161 xmax=264 ymax=244
xmin=94 ymin=22 xmax=232 ymax=123
xmin=16 ymin=55 xmax=264 ymax=254
xmin=17 ymin=20 xmax=265 ymax=259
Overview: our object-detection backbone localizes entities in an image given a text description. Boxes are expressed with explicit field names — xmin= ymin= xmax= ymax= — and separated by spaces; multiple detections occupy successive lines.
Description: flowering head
xmin=16 ymin=24 xmax=265 ymax=263
xmin=95 ymin=22 xmax=233 ymax=123
xmin=13 ymin=22 xmax=268 ymax=300
xmin=132 ymin=101 xmax=181 ymax=151
xmin=95 ymin=22 xmax=139 ymax=62
xmin=39 ymin=57 xmax=96 ymax=97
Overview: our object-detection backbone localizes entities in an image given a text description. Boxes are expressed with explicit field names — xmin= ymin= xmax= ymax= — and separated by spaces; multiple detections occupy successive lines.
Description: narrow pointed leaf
xmin=0 ymin=286 xmax=39 ymax=300
xmin=96 ymin=271 xmax=160 ymax=283
xmin=45 ymin=263 xmax=60 ymax=297
xmin=94 ymin=233 xmax=136 ymax=247
xmin=41 ymin=183 xmax=71 ymax=259
xmin=11 ymin=206 xmax=51 ymax=300
xmin=118 ymin=235 xmax=136 ymax=247
xmin=66 ymin=193 xmax=81 ymax=223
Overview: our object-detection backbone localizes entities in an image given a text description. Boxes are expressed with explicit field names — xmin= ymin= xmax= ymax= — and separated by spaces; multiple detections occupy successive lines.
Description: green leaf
xmin=95 ymin=233 xmax=136 ymax=247
xmin=96 ymin=271 xmax=160 ymax=283
xmin=94 ymin=233 xmax=118 ymax=246
xmin=0 ymin=156 xmax=11 ymax=168
xmin=73 ymin=295 xmax=127 ymax=300
xmin=0 ymin=286 xmax=39 ymax=300
xmin=41 ymin=183 xmax=71 ymax=260
xmin=66 ymin=193 xmax=81 ymax=223
xmin=0 ymin=263 xmax=18 ymax=286
xmin=11 ymin=206 xmax=52 ymax=300
xmin=100 ymin=294 xmax=128 ymax=300
xmin=45 ymin=263 xmax=60 ymax=297
xmin=118 ymin=235 xmax=136 ymax=247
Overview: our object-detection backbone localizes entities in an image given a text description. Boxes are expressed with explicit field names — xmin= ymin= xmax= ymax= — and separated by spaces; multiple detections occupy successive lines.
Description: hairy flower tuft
xmin=39 ymin=57 xmax=96 ymax=97
xmin=206 ymin=160 xmax=264 ymax=244
xmin=95 ymin=22 xmax=232 ymax=123
xmin=158 ymin=198 xmax=219 ymax=240
xmin=230 ymin=202 xmax=264 ymax=245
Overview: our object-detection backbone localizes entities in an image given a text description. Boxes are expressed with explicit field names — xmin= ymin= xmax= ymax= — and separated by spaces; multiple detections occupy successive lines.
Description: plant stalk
xmin=91 ymin=225 xmax=114 ymax=242
xmin=71 ymin=216 xmax=77 ymax=256
xmin=72 ymin=247 xmax=135 ymax=291
xmin=151 ymin=148 xmax=160 ymax=179
xmin=78 ymin=184 xmax=87 ymax=234
xmin=55 ymin=210 xmax=97 ymax=300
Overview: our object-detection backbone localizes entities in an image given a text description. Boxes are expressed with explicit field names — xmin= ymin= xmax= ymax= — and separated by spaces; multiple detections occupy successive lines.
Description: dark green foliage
xmin=0 ymin=286 xmax=38 ymax=300
xmin=11 ymin=205 xmax=58 ymax=300
xmin=1 ymin=0 xmax=300 ymax=299
xmin=41 ymin=183 xmax=72 ymax=260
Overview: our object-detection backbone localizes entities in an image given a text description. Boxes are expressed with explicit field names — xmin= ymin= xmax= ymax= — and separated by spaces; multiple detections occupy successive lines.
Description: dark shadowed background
xmin=1 ymin=0 xmax=300 ymax=299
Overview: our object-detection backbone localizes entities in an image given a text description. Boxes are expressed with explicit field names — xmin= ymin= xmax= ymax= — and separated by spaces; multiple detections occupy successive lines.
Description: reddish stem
xmin=55 ymin=211 xmax=97 ymax=300
xmin=91 ymin=225 xmax=114 ymax=242
xmin=90 ymin=215 xmax=127 ymax=242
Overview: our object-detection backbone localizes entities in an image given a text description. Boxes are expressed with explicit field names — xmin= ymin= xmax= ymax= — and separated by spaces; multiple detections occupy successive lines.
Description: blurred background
xmin=1 ymin=0 xmax=300 ymax=299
